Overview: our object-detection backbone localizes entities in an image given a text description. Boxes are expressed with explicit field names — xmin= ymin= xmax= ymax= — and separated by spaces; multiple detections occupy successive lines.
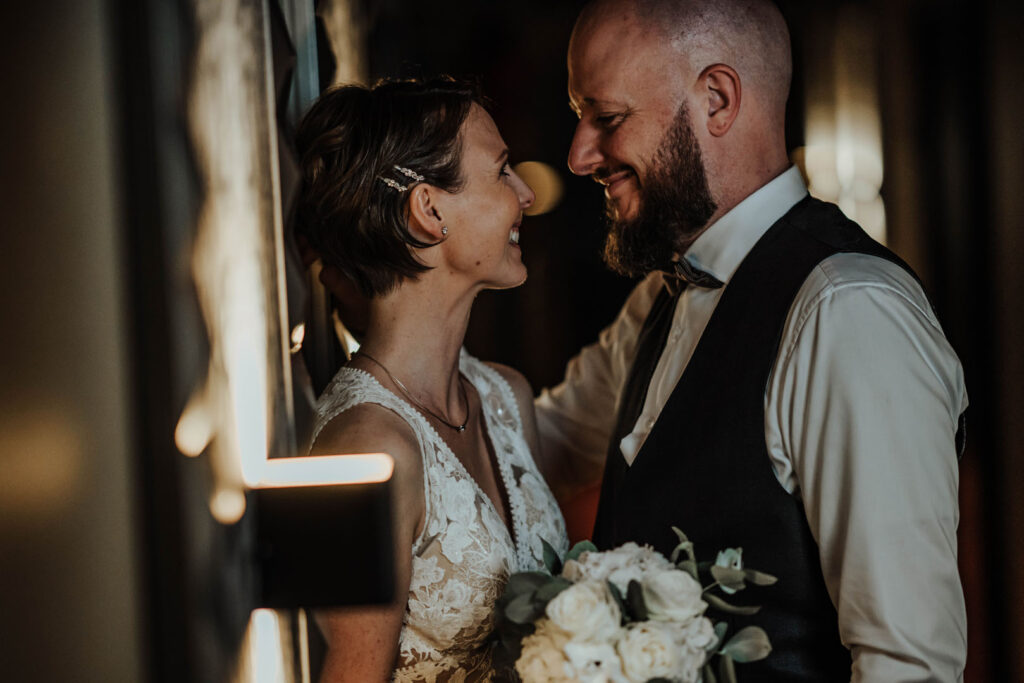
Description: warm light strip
xmin=248 ymin=609 xmax=287 ymax=683
xmin=252 ymin=453 xmax=394 ymax=488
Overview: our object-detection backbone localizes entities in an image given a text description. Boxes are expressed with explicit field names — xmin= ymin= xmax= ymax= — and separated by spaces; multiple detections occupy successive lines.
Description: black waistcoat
xmin=592 ymin=197 xmax=918 ymax=682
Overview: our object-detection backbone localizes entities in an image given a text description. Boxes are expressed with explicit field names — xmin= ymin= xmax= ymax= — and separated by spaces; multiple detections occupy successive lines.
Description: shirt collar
xmin=684 ymin=166 xmax=808 ymax=284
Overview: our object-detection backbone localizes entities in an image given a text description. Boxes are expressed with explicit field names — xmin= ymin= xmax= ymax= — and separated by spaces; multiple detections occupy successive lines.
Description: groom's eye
xmin=595 ymin=113 xmax=624 ymax=129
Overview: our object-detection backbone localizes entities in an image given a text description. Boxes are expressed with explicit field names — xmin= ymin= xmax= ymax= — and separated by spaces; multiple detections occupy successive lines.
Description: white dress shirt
xmin=536 ymin=166 xmax=968 ymax=682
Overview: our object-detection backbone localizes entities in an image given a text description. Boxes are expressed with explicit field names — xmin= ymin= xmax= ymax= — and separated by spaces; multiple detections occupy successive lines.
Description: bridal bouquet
xmin=491 ymin=529 xmax=775 ymax=683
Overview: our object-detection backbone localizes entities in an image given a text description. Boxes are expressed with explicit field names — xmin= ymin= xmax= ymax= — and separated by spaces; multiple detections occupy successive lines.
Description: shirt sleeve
xmin=535 ymin=272 xmax=663 ymax=492
xmin=766 ymin=254 xmax=968 ymax=682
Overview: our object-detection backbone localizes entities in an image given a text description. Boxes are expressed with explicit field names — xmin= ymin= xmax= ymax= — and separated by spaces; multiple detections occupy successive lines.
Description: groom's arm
xmin=534 ymin=272 xmax=663 ymax=500
xmin=768 ymin=255 xmax=967 ymax=682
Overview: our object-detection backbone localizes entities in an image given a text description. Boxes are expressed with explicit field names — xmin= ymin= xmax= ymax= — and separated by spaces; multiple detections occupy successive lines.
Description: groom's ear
xmin=406 ymin=184 xmax=447 ymax=245
xmin=699 ymin=64 xmax=741 ymax=137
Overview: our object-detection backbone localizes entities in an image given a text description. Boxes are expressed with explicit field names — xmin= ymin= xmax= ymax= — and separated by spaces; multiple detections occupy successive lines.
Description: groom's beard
xmin=602 ymin=103 xmax=717 ymax=278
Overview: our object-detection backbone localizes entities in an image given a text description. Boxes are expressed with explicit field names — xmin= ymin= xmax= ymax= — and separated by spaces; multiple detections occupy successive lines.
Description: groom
xmin=535 ymin=0 xmax=968 ymax=681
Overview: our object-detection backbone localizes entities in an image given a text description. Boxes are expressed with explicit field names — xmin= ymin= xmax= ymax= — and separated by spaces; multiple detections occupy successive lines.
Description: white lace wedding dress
xmin=312 ymin=349 xmax=569 ymax=682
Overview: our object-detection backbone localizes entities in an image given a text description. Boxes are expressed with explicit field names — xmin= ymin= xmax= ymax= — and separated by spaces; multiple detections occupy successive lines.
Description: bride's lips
xmin=509 ymin=218 xmax=521 ymax=246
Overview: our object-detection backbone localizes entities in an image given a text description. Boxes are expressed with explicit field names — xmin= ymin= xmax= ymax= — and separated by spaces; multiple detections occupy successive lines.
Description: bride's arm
xmin=310 ymin=405 xmax=425 ymax=683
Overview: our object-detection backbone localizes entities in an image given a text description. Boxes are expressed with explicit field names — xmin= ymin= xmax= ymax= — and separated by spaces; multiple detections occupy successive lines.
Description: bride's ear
xmin=406 ymin=184 xmax=448 ymax=245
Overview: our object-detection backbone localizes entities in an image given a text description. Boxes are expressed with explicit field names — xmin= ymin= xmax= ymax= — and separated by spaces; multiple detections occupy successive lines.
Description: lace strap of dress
xmin=311 ymin=367 xmax=441 ymax=553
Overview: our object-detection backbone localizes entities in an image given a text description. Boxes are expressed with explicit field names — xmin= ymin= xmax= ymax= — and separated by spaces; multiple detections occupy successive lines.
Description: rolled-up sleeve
xmin=535 ymin=272 xmax=663 ymax=492
xmin=767 ymin=254 xmax=968 ymax=682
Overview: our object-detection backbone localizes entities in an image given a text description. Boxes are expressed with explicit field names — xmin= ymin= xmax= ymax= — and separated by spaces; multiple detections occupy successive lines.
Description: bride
xmin=294 ymin=77 xmax=569 ymax=682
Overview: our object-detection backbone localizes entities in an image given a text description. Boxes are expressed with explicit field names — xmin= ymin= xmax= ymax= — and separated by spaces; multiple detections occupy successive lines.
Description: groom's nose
xmin=568 ymin=119 xmax=602 ymax=176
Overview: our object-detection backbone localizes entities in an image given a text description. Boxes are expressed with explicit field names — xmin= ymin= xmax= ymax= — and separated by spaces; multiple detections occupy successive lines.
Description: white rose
xmin=661 ymin=617 xmax=716 ymax=683
xmin=616 ymin=622 xmax=682 ymax=683
xmin=642 ymin=568 xmax=707 ymax=623
xmin=545 ymin=580 xmax=622 ymax=642
xmin=516 ymin=619 xmax=573 ymax=683
xmin=572 ymin=544 xmax=674 ymax=593
xmin=564 ymin=640 xmax=629 ymax=683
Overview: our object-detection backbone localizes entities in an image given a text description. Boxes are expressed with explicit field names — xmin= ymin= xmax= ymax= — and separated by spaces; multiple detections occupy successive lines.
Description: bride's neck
xmin=357 ymin=277 xmax=476 ymax=400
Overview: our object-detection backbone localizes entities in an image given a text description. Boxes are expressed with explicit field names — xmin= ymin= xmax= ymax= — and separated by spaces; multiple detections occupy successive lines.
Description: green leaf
xmin=708 ymin=621 xmax=729 ymax=653
xmin=534 ymin=577 xmax=572 ymax=603
xmin=606 ymin=581 xmax=628 ymax=623
xmin=704 ymin=592 xmax=761 ymax=616
xmin=565 ymin=540 xmax=598 ymax=563
xmin=626 ymin=579 xmax=648 ymax=621
xmin=721 ymin=626 xmax=772 ymax=663
xmin=742 ymin=568 xmax=778 ymax=586
xmin=702 ymin=663 xmax=718 ymax=683
xmin=505 ymin=592 xmax=542 ymax=624
xmin=504 ymin=571 xmax=550 ymax=599
xmin=677 ymin=559 xmax=698 ymax=580
xmin=541 ymin=538 xmax=563 ymax=575
xmin=718 ymin=654 xmax=738 ymax=683
xmin=671 ymin=526 xmax=690 ymax=544
xmin=710 ymin=565 xmax=747 ymax=592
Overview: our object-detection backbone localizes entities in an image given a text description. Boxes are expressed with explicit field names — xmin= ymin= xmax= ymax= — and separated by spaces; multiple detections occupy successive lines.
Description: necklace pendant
xmin=455 ymin=424 xmax=466 ymax=433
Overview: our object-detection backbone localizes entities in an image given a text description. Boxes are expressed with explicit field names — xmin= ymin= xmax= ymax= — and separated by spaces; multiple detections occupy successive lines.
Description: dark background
xmin=1 ymin=0 xmax=1021 ymax=681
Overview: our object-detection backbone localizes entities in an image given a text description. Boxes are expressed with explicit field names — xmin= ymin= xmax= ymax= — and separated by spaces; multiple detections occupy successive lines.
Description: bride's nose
xmin=513 ymin=171 xmax=535 ymax=209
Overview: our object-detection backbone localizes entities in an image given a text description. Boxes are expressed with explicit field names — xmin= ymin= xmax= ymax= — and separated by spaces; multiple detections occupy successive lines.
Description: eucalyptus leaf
xmin=607 ymin=580 xmax=628 ymax=623
xmin=708 ymin=621 xmax=729 ymax=653
xmin=721 ymin=626 xmax=772 ymax=663
xmin=677 ymin=559 xmax=698 ymax=580
xmin=718 ymin=654 xmax=738 ymax=683
xmin=742 ymin=568 xmax=778 ymax=586
xmin=541 ymin=538 xmax=562 ymax=575
xmin=534 ymin=577 xmax=572 ymax=603
xmin=565 ymin=540 xmax=598 ymax=563
xmin=504 ymin=571 xmax=550 ymax=598
xmin=505 ymin=592 xmax=542 ymax=624
xmin=626 ymin=579 xmax=649 ymax=621
xmin=704 ymin=592 xmax=761 ymax=616
xmin=710 ymin=565 xmax=747 ymax=592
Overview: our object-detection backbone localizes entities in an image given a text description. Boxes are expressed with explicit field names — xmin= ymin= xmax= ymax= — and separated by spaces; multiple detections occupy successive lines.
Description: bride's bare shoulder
xmin=312 ymin=402 xmax=421 ymax=467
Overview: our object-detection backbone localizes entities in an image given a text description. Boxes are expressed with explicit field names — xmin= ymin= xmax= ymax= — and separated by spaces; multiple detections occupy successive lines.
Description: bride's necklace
xmin=357 ymin=350 xmax=469 ymax=433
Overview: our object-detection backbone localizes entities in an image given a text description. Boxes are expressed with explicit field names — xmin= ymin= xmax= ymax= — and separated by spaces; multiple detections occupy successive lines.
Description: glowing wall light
xmin=801 ymin=5 xmax=887 ymax=244
xmin=514 ymin=161 xmax=565 ymax=216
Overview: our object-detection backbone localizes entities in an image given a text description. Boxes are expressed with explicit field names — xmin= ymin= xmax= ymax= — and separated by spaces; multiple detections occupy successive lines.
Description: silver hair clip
xmin=394 ymin=165 xmax=425 ymax=181
xmin=379 ymin=165 xmax=425 ymax=192
xmin=380 ymin=177 xmax=408 ymax=192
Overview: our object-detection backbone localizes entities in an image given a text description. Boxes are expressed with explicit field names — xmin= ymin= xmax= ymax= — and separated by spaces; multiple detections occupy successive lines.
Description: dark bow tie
xmin=661 ymin=259 xmax=725 ymax=296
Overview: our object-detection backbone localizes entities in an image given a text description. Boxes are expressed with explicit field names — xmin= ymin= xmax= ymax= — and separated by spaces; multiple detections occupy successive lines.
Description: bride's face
xmin=439 ymin=105 xmax=535 ymax=289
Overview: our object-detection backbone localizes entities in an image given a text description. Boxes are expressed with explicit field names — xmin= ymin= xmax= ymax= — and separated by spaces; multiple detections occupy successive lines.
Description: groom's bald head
xmin=568 ymin=0 xmax=794 ymax=226
xmin=572 ymin=0 xmax=792 ymax=128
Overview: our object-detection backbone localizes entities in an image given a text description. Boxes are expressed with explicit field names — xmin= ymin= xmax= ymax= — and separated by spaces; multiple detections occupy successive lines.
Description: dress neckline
xmin=340 ymin=363 xmax=523 ymax=558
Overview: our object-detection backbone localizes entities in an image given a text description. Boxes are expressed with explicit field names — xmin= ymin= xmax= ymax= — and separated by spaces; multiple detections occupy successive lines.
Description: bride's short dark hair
xmin=294 ymin=76 xmax=483 ymax=298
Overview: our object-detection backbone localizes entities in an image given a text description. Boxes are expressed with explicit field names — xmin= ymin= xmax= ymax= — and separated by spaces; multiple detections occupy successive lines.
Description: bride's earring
xmin=441 ymin=226 xmax=448 ymax=236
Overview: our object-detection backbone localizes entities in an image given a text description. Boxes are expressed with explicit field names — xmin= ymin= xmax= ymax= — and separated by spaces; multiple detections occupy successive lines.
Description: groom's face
xmin=567 ymin=6 xmax=717 ymax=276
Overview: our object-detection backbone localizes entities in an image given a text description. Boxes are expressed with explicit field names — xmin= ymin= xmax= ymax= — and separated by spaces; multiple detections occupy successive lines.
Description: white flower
xmin=568 ymin=543 xmax=673 ymax=594
xmin=714 ymin=547 xmax=744 ymax=594
xmin=616 ymin=622 xmax=683 ymax=683
xmin=674 ymin=615 xmax=716 ymax=653
xmin=564 ymin=641 xmax=629 ymax=683
xmin=516 ymin=619 xmax=573 ymax=683
xmin=642 ymin=568 xmax=707 ymax=623
xmin=545 ymin=580 xmax=622 ymax=642
xmin=670 ymin=616 xmax=716 ymax=683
